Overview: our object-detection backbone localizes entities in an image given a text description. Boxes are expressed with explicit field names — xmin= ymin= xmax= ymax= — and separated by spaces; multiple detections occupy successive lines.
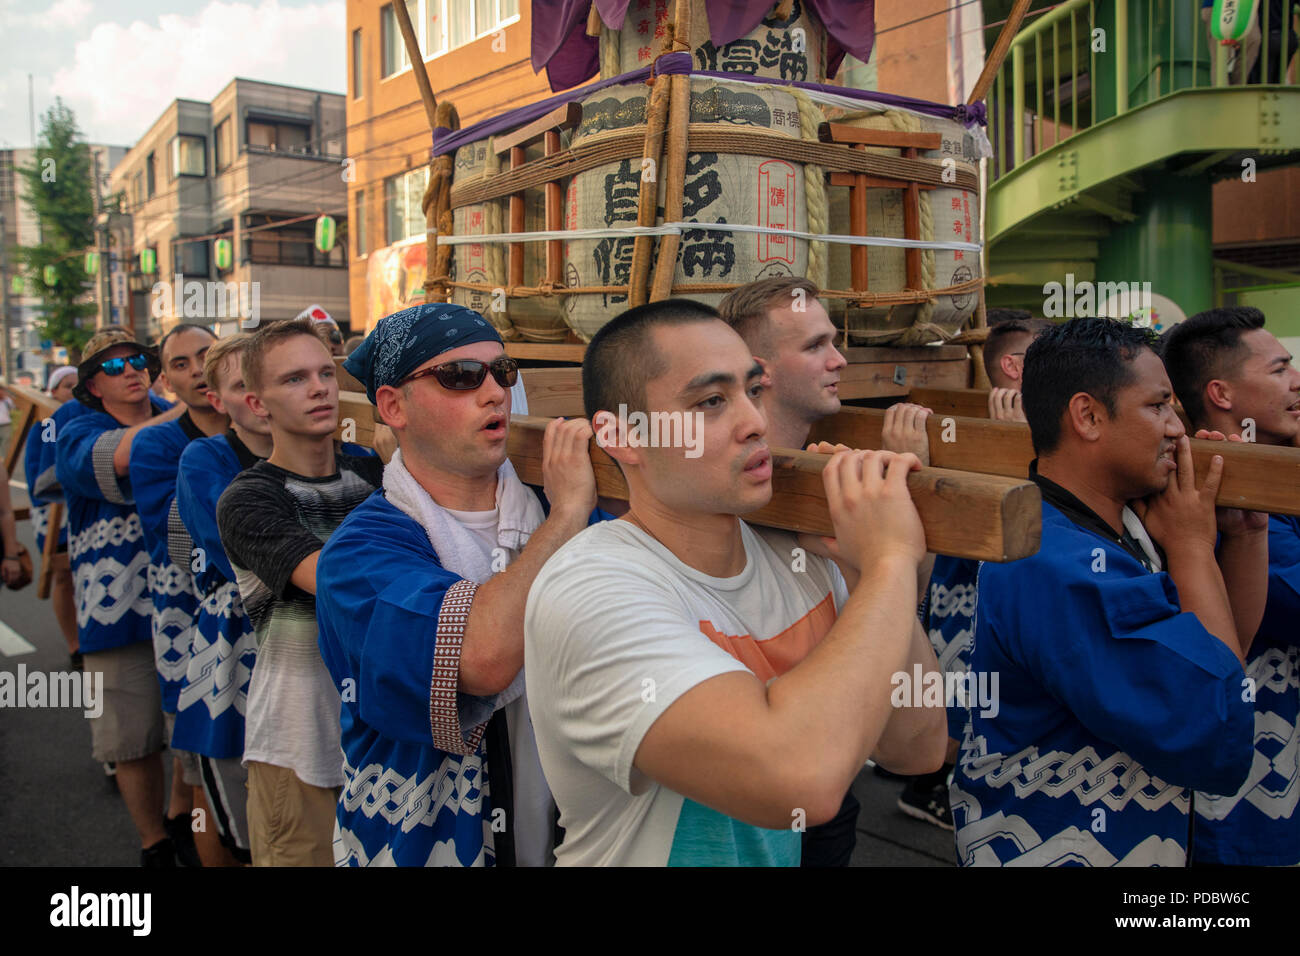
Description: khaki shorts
xmin=84 ymin=641 xmax=165 ymax=763
xmin=246 ymin=761 xmax=339 ymax=867
xmin=162 ymin=711 xmax=202 ymax=786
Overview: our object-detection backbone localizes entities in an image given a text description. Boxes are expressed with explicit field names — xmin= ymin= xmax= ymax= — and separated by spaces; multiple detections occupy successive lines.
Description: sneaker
xmin=141 ymin=838 xmax=177 ymax=867
xmin=102 ymin=761 xmax=116 ymax=776
xmin=164 ymin=814 xmax=203 ymax=868
xmin=69 ymin=651 xmax=83 ymax=672
xmin=897 ymin=775 xmax=954 ymax=831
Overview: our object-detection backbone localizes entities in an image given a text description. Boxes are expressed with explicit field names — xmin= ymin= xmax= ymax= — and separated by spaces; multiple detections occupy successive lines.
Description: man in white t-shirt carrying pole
xmin=524 ymin=298 xmax=948 ymax=866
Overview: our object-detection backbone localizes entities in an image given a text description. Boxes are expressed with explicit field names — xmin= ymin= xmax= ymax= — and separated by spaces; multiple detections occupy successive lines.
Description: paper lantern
xmin=139 ymin=248 xmax=156 ymax=275
xmin=314 ymin=215 xmax=336 ymax=254
xmin=1211 ymin=0 xmax=1260 ymax=40
xmin=43 ymin=265 xmax=57 ymax=286
xmin=84 ymin=252 xmax=99 ymax=275
xmin=214 ymin=237 xmax=232 ymax=270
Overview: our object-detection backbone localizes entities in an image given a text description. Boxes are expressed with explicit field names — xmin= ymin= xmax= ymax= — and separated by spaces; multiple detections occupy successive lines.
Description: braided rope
xmin=789 ymin=87 xmax=828 ymax=292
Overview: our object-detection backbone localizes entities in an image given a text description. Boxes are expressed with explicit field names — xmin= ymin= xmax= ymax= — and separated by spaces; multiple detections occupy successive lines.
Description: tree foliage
xmin=13 ymin=98 xmax=97 ymax=361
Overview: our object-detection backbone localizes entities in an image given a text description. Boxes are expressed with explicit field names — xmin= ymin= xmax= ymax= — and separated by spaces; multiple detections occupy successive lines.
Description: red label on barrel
xmin=757 ymin=160 xmax=796 ymax=265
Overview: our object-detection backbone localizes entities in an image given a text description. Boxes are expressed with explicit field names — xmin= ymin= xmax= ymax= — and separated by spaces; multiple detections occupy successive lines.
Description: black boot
xmin=164 ymin=814 xmax=203 ymax=867
xmin=141 ymin=837 xmax=177 ymax=867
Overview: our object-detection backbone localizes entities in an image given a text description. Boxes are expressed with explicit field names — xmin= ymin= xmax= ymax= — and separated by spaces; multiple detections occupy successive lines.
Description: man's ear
xmin=592 ymin=409 xmax=644 ymax=468
xmin=244 ymin=390 xmax=270 ymax=422
xmin=1065 ymin=391 xmax=1104 ymax=443
xmin=1000 ymin=352 xmax=1022 ymax=384
xmin=85 ymin=376 xmax=103 ymax=400
xmin=1204 ymin=378 xmax=1233 ymax=414
xmin=374 ymin=384 xmax=406 ymax=431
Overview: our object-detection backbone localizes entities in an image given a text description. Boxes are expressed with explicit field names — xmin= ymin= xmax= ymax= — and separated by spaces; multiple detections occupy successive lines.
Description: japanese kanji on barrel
xmin=604 ymin=0 xmax=827 ymax=85
xmin=565 ymin=79 xmax=809 ymax=341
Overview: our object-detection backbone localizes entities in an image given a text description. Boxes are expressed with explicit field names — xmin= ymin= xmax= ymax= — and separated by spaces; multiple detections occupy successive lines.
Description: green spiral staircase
xmin=982 ymin=0 xmax=1300 ymax=335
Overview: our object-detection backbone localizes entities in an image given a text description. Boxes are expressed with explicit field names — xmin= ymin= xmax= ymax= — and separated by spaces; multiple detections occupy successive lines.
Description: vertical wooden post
xmin=544 ymin=130 xmax=564 ymax=286
xmin=901 ymin=146 xmax=921 ymax=290
xmin=649 ymin=0 xmax=693 ymax=301
xmin=37 ymin=501 xmax=61 ymax=599
xmin=509 ymin=146 xmax=526 ymax=290
xmin=849 ymin=144 xmax=869 ymax=296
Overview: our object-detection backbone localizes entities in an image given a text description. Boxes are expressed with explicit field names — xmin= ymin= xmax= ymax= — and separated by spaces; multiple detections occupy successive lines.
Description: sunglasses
xmin=97 ymin=353 xmax=150 ymax=376
xmin=401 ymin=357 xmax=519 ymax=391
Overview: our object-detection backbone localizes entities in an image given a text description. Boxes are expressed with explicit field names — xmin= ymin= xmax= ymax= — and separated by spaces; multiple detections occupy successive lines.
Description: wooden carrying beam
xmin=908 ymin=385 xmax=1196 ymax=431
xmin=4 ymin=384 xmax=59 ymax=477
xmin=809 ymin=406 xmax=1300 ymax=516
xmin=506 ymin=415 xmax=1041 ymax=562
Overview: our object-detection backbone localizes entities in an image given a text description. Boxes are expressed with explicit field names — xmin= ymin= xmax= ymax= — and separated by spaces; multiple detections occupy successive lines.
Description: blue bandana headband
xmin=344 ymin=302 xmax=503 ymax=403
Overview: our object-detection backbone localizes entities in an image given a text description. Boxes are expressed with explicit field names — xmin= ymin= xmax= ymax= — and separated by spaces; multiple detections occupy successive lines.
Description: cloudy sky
xmin=0 ymin=0 xmax=346 ymax=149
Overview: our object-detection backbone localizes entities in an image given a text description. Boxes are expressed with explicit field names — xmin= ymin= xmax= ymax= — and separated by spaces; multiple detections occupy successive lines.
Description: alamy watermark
xmin=593 ymin=405 xmax=705 ymax=459
xmin=1042 ymin=273 xmax=1153 ymax=320
xmin=0 ymin=664 xmax=102 ymax=718
xmin=891 ymin=663 xmax=1000 ymax=718
xmin=151 ymin=273 xmax=260 ymax=328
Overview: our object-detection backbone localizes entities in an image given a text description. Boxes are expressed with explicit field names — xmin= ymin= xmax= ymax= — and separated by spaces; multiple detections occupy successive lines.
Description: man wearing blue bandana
xmin=315 ymin=301 xmax=601 ymax=866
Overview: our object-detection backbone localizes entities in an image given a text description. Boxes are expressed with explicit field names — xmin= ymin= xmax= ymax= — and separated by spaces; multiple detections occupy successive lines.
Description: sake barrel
xmin=449 ymin=138 xmax=513 ymax=337
xmin=608 ymin=0 xmax=826 ymax=85
xmin=825 ymin=111 xmax=982 ymax=345
xmin=564 ymin=78 xmax=810 ymax=341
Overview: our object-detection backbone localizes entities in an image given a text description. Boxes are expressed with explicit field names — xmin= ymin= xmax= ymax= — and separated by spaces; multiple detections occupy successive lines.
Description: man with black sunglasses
xmin=56 ymin=327 xmax=188 ymax=866
xmin=314 ymin=301 xmax=603 ymax=866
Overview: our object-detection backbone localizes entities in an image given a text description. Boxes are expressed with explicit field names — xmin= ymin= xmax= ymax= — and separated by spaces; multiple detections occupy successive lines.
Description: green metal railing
xmin=988 ymin=0 xmax=1299 ymax=180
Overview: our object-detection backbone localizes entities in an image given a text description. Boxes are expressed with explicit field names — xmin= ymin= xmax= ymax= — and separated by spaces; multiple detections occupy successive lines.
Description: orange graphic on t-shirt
xmin=698 ymin=593 xmax=837 ymax=683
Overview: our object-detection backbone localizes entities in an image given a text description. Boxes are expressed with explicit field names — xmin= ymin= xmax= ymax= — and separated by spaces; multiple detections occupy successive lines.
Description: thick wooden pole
xmin=968 ymin=0 xmax=1034 ymax=105
xmin=392 ymin=0 xmax=438 ymax=129
xmin=649 ymin=0 xmax=693 ymax=300
xmin=505 ymin=415 xmax=1041 ymax=562
xmin=810 ymin=406 xmax=1300 ymax=517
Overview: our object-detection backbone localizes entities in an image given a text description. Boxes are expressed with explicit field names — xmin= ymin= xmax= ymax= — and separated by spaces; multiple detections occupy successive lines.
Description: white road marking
xmin=0 ymin=620 xmax=37 ymax=657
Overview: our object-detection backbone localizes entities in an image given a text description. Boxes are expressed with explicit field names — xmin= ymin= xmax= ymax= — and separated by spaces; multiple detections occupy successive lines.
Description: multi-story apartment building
xmin=108 ymin=78 xmax=349 ymax=340
xmin=346 ymin=0 xmax=540 ymax=330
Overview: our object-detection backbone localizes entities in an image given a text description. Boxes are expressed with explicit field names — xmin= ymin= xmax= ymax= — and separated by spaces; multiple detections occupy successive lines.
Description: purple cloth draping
xmin=530 ymin=0 xmax=877 ymax=92
xmin=433 ymin=52 xmax=982 ymax=158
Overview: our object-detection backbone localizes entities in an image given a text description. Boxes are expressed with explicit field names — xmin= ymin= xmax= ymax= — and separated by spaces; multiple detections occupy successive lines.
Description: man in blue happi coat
xmin=56 ymin=327 xmax=191 ymax=865
xmin=1162 ymin=306 xmax=1300 ymax=866
xmin=315 ymin=302 xmax=601 ymax=866
xmin=951 ymin=317 xmax=1262 ymax=866
xmin=130 ymin=322 xmax=228 ymax=865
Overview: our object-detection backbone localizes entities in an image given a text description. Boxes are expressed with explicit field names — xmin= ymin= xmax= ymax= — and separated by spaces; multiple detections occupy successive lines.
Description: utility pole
xmin=0 ymin=209 xmax=12 ymax=381
xmin=92 ymin=149 xmax=110 ymax=328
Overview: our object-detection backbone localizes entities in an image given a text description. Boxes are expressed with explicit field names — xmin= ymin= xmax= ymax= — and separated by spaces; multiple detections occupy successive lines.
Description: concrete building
xmin=108 ymin=78 xmax=349 ymax=340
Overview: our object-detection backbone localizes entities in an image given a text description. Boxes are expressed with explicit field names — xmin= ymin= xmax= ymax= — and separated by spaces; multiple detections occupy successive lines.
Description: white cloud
xmin=47 ymin=0 xmax=345 ymax=145
xmin=45 ymin=0 xmax=93 ymax=29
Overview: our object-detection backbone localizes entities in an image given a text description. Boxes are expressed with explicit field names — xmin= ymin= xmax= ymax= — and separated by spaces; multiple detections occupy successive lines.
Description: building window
xmin=247 ymin=119 xmax=311 ymax=154
xmin=381 ymin=1 xmax=417 ymax=77
xmin=384 ymin=167 xmax=429 ymax=245
xmin=171 ymin=134 xmax=206 ymax=178
xmin=130 ymin=173 xmax=143 ymax=209
xmin=172 ymin=238 xmax=210 ymax=277
xmin=432 ymin=0 xmax=518 ymax=54
xmin=146 ymin=153 xmax=156 ymax=197
xmin=352 ymin=28 xmax=363 ymax=99
xmin=214 ymin=118 xmax=232 ymax=171
xmin=354 ymin=188 xmax=367 ymax=256
xmin=243 ymin=214 xmax=347 ymax=268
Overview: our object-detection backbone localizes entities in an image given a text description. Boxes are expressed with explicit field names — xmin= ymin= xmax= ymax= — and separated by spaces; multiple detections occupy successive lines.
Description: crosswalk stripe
xmin=0 ymin=620 xmax=37 ymax=657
